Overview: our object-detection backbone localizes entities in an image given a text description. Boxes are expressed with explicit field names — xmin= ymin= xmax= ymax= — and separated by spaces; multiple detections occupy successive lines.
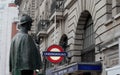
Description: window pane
xmin=82 ymin=15 xmax=95 ymax=62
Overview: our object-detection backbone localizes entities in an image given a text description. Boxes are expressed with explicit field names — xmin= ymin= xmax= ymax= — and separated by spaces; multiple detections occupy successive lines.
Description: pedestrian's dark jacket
xmin=9 ymin=30 xmax=41 ymax=75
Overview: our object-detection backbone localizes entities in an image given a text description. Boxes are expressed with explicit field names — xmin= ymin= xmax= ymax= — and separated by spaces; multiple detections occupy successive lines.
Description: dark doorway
xmin=83 ymin=72 xmax=91 ymax=75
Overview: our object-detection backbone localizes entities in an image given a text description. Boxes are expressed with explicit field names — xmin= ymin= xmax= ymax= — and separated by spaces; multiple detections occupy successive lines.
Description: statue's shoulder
xmin=17 ymin=32 xmax=28 ymax=37
xmin=12 ymin=32 xmax=29 ymax=41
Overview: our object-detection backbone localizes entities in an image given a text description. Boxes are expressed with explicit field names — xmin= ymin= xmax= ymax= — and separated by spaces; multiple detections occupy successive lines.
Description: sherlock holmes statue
xmin=9 ymin=14 xmax=42 ymax=75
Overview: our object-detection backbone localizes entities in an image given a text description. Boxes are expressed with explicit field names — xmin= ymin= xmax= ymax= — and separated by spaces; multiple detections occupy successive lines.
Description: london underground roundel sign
xmin=43 ymin=45 xmax=67 ymax=64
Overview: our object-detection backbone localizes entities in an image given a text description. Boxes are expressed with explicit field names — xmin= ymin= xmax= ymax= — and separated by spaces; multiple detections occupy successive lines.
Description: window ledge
xmin=104 ymin=13 xmax=120 ymax=26
xmin=114 ymin=13 xmax=120 ymax=20
xmin=104 ymin=18 xmax=113 ymax=26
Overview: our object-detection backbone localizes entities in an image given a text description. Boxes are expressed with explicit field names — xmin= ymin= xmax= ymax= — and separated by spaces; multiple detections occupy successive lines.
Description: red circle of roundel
xmin=47 ymin=44 xmax=64 ymax=64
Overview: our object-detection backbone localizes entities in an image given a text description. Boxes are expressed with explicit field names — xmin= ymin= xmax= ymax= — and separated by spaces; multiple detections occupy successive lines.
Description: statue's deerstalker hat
xmin=19 ymin=14 xmax=33 ymax=25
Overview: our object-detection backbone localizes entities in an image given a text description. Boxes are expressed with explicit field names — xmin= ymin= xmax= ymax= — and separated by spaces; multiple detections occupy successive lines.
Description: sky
xmin=0 ymin=0 xmax=14 ymax=3
xmin=0 ymin=0 xmax=14 ymax=10
xmin=0 ymin=0 xmax=18 ymax=75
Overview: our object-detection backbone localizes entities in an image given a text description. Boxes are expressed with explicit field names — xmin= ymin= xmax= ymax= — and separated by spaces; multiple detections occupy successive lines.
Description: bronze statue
xmin=9 ymin=14 xmax=42 ymax=75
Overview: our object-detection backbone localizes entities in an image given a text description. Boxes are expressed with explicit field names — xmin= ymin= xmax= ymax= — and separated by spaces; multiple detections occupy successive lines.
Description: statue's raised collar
xmin=19 ymin=27 xmax=28 ymax=34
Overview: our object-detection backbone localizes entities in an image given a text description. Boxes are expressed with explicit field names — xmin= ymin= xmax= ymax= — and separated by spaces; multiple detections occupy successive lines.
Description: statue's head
xmin=19 ymin=14 xmax=33 ymax=30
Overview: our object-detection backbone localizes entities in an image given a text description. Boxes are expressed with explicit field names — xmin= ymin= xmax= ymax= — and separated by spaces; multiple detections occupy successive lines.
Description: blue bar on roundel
xmin=43 ymin=52 xmax=68 ymax=56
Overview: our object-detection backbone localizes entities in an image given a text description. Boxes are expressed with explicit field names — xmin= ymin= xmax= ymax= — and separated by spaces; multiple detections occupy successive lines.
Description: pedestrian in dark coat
xmin=9 ymin=14 xmax=42 ymax=75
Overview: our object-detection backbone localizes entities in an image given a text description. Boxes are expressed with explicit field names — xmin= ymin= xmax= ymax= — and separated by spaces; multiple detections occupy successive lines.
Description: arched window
xmin=59 ymin=34 xmax=68 ymax=65
xmin=81 ymin=14 xmax=95 ymax=62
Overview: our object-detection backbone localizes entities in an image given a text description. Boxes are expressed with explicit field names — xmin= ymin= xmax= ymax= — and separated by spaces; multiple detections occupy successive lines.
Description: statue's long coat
xmin=9 ymin=31 xmax=41 ymax=75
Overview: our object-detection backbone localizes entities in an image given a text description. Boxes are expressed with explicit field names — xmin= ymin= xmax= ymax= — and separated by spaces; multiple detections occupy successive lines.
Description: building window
xmin=59 ymin=34 xmax=68 ymax=65
xmin=83 ymin=15 xmax=94 ymax=49
xmin=81 ymin=14 xmax=95 ymax=62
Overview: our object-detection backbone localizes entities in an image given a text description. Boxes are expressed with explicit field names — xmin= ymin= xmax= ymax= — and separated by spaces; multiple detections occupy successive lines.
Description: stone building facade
xmin=15 ymin=0 xmax=120 ymax=75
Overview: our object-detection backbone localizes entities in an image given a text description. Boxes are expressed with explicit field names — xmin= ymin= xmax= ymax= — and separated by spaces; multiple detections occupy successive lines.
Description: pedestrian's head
xmin=19 ymin=14 xmax=33 ymax=30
